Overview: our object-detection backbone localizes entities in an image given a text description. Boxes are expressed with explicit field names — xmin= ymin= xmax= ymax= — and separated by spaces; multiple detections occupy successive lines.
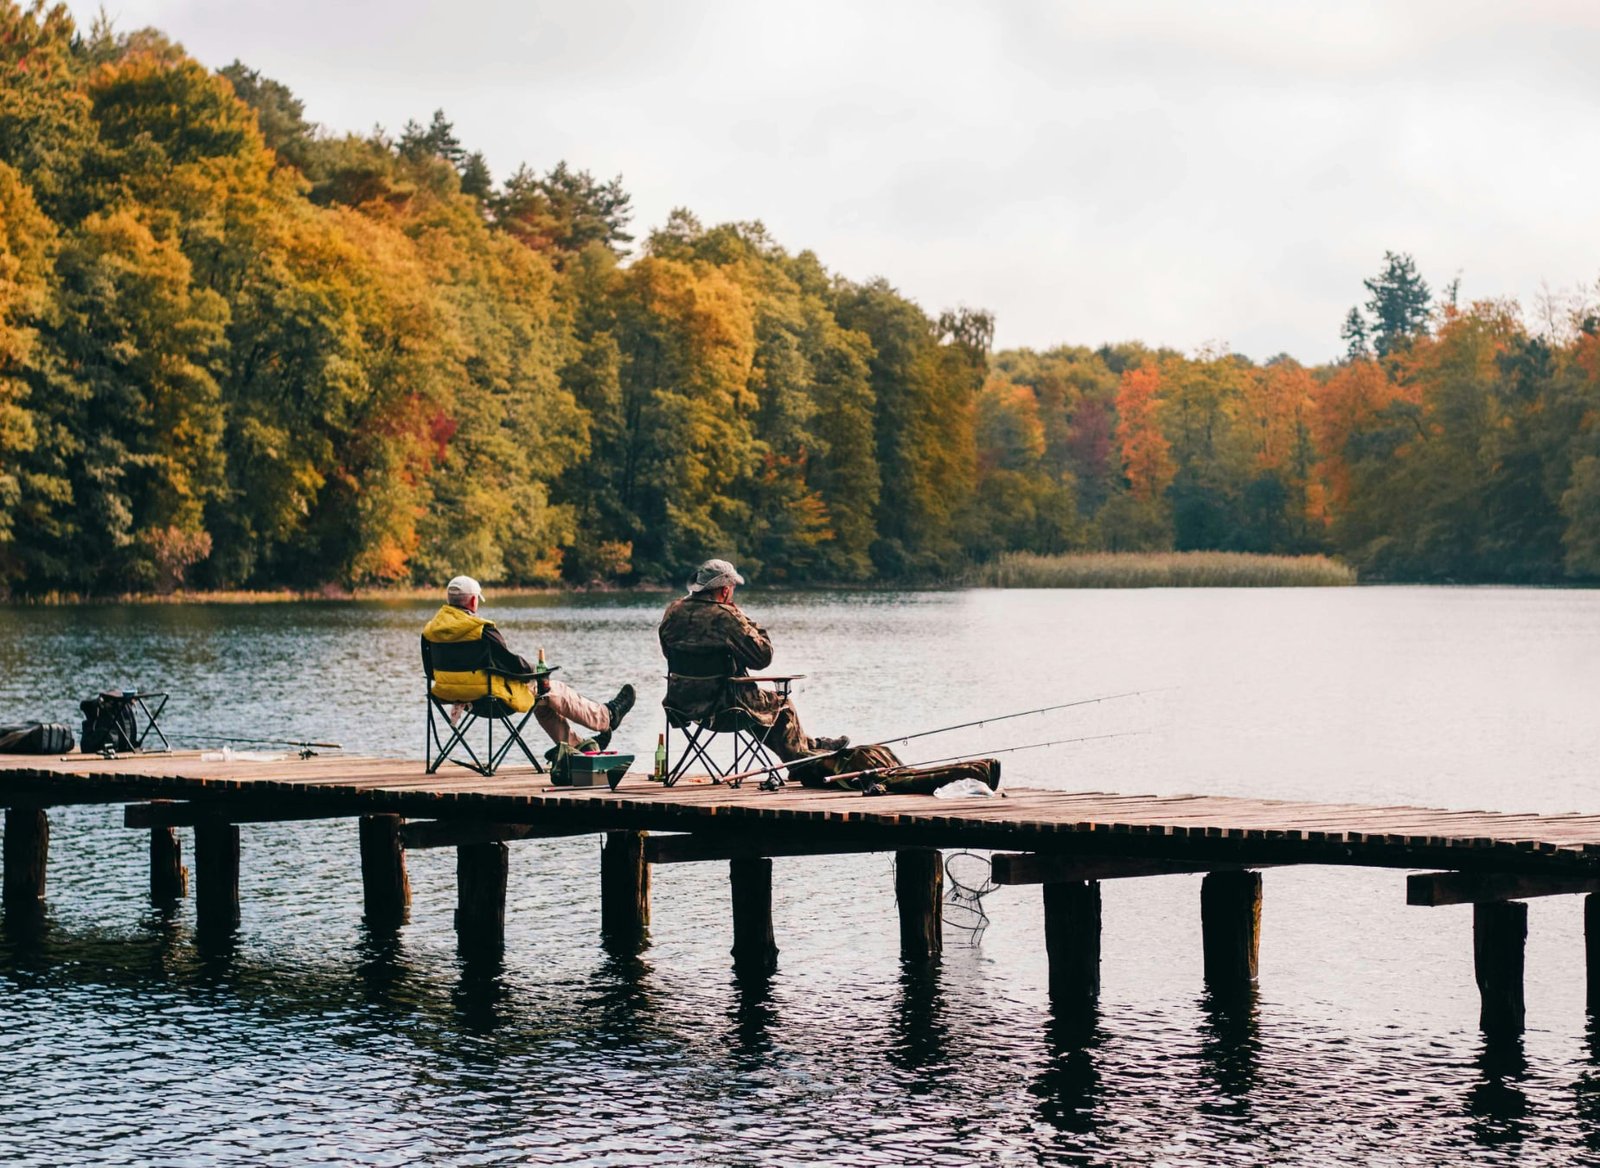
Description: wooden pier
xmin=6 ymin=750 xmax=1600 ymax=1033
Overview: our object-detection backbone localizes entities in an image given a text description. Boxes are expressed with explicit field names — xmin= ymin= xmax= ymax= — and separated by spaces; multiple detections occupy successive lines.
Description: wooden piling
xmin=729 ymin=856 xmax=778 ymax=973
xmin=149 ymin=827 xmax=187 ymax=904
xmin=1587 ymin=894 xmax=1600 ymax=1016
xmin=3 ymin=805 xmax=48 ymax=909
xmin=601 ymin=830 xmax=650 ymax=950
xmin=1044 ymin=880 xmax=1101 ymax=1002
xmin=455 ymin=842 xmax=508 ymax=948
xmin=1474 ymin=900 xmax=1527 ymax=1034
xmin=895 ymin=847 xmax=943 ymax=962
xmin=1201 ymin=870 xmax=1261 ymax=992
xmin=358 ymin=814 xmax=410 ymax=930
xmin=193 ymin=821 xmax=241 ymax=933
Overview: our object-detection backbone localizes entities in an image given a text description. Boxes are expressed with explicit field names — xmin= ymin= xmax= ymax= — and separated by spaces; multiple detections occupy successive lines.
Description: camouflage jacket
xmin=657 ymin=594 xmax=782 ymax=727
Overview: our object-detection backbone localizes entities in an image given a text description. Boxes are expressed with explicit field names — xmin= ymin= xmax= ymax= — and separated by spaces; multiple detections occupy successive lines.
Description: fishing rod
xmin=707 ymin=687 xmax=1166 ymax=789
xmin=869 ymin=688 xmax=1164 ymax=753
xmin=807 ymin=729 xmax=1145 ymax=793
xmin=169 ymin=731 xmax=343 ymax=758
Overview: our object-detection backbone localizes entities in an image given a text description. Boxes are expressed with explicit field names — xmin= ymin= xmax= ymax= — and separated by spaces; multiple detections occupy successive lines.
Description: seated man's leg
xmin=767 ymin=701 xmax=813 ymax=761
xmin=749 ymin=694 xmax=847 ymax=761
xmin=534 ymin=680 xmax=636 ymax=747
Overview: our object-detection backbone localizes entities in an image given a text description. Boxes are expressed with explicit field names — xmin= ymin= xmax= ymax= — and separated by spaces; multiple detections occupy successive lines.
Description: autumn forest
xmin=2 ymin=4 xmax=1599 ymax=596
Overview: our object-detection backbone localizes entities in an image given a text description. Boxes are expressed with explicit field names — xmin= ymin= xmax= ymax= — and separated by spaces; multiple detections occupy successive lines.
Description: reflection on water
xmin=1469 ymin=1032 xmax=1531 ymax=1150
xmin=890 ymin=964 xmax=950 ymax=1078
xmin=728 ymin=969 xmax=777 ymax=1069
xmin=1197 ymin=988 xmax=1262 ymax=1124
xmin=3 ymin=588 xmax=1600 ymax=1164
xmin=1032 ymin=1000 xmax=1103 ymax=1140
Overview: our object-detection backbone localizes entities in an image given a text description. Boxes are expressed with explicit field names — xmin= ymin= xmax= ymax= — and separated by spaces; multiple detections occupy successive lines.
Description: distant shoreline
xmin=13 ymin=553 xmax=1600 ymax=603
xmin=2 ymin=552 xmax=1352 ymax=601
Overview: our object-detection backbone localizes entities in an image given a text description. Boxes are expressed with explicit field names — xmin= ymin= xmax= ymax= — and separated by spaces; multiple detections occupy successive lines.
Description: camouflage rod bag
xmin=0 ymin=722 xmax=75 ymax=754
xmin=790 ymin=744 xmax=904 ymax=789
xmin=861 ymin=757 xmax=1001 ymax=795
xmin=791 ymin=745 xmax=1002 ymax=794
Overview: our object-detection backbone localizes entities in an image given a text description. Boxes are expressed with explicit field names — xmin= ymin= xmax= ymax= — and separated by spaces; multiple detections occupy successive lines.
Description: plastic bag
xmin=200 ymin=747 xmax=286 ymax=763
xmin=933 ymin=777 xmax=998 ymax=799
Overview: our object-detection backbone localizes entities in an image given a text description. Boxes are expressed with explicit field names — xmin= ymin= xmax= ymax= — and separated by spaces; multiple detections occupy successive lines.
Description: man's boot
xmin=605 ymin=684 xmax=636 ymax=731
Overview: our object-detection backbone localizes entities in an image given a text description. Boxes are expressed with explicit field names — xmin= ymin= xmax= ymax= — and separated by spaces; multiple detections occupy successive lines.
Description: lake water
xmin=2 ymin=586 xmax=1599 ymax=1166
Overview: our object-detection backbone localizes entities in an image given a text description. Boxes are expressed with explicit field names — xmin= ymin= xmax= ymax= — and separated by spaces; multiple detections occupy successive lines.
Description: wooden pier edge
xmin=12 ymin=752 xmax=1600 ymax=1032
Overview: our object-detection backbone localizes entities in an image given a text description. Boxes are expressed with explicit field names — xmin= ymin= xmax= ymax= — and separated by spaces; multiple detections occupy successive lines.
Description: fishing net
xmin=942 ymin=850 xmax=998 ymax=945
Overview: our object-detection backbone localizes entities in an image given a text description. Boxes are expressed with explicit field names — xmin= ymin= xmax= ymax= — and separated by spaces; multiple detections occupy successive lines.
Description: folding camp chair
xmin=422 ymin=637 xmax=545 ymax=777
xmin=662 ymin=648 xmax=802 ymax=787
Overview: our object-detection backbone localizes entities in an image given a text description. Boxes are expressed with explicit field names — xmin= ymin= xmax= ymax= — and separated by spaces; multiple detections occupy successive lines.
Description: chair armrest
xmin=487 ymin=665 xmax=552 ymax=683
xmin=729 ymin=675 xmax=806 ymax=684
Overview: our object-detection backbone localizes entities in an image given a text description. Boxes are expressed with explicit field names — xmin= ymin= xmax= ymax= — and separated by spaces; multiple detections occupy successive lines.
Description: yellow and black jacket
xmin=421 ymin=604 xmax=537 ymax=712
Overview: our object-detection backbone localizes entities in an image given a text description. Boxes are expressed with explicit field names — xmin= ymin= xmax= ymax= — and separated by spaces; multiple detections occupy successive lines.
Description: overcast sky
xmin=66 ymin=0 xmax=1600 ymax=362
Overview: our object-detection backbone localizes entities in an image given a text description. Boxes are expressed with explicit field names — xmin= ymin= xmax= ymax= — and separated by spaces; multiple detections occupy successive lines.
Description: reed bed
xmin=963 ymin=551 xmax=1358 ymax=588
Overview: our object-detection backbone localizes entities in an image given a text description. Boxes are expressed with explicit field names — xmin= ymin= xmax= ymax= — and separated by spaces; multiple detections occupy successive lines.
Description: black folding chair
xmin=422 ymin=637 xmax=544 ymax=777
xmin=662 ymin=649 xmax=801 ymax=787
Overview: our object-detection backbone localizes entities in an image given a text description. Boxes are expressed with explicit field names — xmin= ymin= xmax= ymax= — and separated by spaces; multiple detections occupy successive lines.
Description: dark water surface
xmin=2 ymin=587 xmax=1599 ymax=1166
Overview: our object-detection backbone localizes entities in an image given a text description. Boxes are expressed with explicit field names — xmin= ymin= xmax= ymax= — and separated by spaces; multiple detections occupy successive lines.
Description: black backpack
xmin=79 ymin=693 xmax=138 ymax=753
xmin=0 ymin=722 xmax=75 ymax=754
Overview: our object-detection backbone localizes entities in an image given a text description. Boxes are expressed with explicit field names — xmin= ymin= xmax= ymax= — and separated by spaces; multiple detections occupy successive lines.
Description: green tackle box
xmin=553 ymin=751 xmax=634 ymax=788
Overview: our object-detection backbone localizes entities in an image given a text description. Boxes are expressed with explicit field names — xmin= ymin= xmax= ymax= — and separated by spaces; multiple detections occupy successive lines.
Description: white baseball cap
xmin=445 ymin=575 xmax=484 ymax=605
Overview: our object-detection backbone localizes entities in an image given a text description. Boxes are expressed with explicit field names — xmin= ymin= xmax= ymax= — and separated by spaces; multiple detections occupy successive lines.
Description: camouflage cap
xmin=687 ymin=559 xmax=745 ymax=594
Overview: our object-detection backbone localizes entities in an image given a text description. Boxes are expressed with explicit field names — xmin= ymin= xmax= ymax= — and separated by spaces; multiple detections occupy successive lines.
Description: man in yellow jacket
xmin=422 ymin=575 xmax=634 ymax=750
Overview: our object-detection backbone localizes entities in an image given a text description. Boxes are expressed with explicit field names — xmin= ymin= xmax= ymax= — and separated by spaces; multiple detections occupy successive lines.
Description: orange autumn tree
xmin=1115 ymin=364 xmax=1174 ymax=502
xmin=1242 ymin=359 xmax=1319 ymax=546
xmin=1096 ymin=362 xmax=1176 ymax=551
xmin=1308 ymin=357 xmax=1405 ymax=517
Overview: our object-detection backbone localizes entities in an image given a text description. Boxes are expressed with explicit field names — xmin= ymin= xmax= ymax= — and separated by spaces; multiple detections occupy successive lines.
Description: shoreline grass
xmin=961 ymin=551 xmax=1358 ymax=588
xmin=5 ymin=552 xmax=1356 ymax=602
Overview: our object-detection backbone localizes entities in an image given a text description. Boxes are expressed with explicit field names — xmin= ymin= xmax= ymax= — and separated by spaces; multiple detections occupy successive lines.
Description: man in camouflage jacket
xmin=657 ymin=559 xmax=847 ymax=761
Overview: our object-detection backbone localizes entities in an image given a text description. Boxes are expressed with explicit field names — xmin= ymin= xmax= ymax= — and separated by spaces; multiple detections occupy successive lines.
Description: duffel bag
xmin=0 ymin=722 xmax=76 ymax=754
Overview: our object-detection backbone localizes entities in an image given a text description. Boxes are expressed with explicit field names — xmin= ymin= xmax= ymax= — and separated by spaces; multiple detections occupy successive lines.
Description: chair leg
xmin=489 ymin=709 xmax=544 ymax=774
xmin=427 ymin=699 xmax=465 ymax=774
xmin=667 ymin=722 xmax=720 ymax=786
xmin=692 ymin=729 xmax=725 ymax=781
xmin=434 ymin=706 xmax=491 ymax=777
